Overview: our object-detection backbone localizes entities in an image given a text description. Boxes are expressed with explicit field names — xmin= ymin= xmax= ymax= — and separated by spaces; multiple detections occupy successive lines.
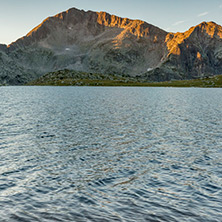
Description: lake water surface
xmin=0 ymin=86 xmax=222 ymax=221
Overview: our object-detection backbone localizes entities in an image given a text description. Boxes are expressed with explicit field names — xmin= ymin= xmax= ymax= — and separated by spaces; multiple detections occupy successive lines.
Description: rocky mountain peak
xmin=164 ymin=21 xmax=222 ymax=57
xmin=188 ymin=21 xmax=222 ymax=39
xmin=8 ymin=7 xmax=167 ymax=51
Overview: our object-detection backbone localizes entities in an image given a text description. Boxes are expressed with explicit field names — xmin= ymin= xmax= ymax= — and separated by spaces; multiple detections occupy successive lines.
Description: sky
xmin=1 ymin=0 xmax=222 ymax=44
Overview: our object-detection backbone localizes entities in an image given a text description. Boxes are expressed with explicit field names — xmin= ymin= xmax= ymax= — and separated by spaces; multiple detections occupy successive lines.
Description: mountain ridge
xmin=7 ymin=8 xmax=167 ymax=47
xmin=1 ymin=7 xmax=222 ymax=85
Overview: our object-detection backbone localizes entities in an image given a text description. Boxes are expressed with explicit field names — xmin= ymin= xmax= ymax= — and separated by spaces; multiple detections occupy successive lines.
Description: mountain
xmin=143 ymin=21 xmax=222 ymax=81
xmin=0 ymin=7 xmax=222 ymax=85
xmin=0 ymin=8 xmax=168 ymax=85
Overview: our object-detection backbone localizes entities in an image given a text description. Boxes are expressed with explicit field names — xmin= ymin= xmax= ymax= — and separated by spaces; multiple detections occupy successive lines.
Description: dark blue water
xmin=0 ymin=86 xmax=222 ymax=222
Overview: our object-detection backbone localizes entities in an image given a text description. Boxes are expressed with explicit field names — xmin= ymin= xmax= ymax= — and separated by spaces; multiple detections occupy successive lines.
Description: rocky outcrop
xmin=1 ymin=7 xmax=222 ymax=85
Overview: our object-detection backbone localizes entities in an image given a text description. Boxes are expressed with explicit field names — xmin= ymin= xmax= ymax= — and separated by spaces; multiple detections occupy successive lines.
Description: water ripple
xmin=0 ymin=86 xmax=222 ymax=221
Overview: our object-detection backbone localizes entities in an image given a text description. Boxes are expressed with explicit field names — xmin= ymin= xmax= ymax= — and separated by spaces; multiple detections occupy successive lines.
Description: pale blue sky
xmin=1 ymin=0 xmax=222 ymax=44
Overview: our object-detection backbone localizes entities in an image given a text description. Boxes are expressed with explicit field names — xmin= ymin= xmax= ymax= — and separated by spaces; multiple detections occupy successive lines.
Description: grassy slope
xmin=27 ymin=69 xmax=222 ymax=87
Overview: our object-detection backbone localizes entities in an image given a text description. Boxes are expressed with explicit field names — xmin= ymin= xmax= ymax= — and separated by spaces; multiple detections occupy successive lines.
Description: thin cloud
xmin=197 ymin=12 xmax=209 ymax=17
xmin=172 ymin=21 xmax=185 ymax=26
xmin=220 ymin=4 xmax=222 ymax=8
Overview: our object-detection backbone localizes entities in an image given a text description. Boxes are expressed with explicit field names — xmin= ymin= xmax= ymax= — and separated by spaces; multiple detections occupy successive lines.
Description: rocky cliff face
xmin=1 ymin=7 xmax=222 ymax=85
xmin=0 ymin=44 xmax=7 ymax=52
xmin=143 ymin=22 xmax=222 ymax=81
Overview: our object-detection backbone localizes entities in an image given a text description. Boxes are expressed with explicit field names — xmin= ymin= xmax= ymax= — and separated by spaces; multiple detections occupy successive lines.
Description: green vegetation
xmin=27 ymin=69 xmax=222 ymax=87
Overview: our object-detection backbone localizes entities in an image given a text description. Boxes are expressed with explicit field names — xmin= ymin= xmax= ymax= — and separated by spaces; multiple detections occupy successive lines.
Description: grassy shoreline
xmin=18 ymin=69 xmax=221 ymax=87
xmin=27 ymin=75 xmax=222 ymax=88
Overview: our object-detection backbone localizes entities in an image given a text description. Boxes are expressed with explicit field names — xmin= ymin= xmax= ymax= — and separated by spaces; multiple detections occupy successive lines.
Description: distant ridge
xmin=0 ymin=7 xmax=222 ymax=85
